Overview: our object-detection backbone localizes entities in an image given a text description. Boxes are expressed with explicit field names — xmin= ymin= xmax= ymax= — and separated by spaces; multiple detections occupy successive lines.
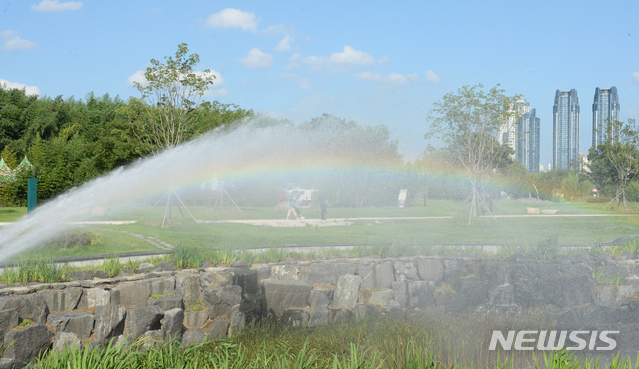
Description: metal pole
xmin=27 ymin=178 xmax=37 ymax=213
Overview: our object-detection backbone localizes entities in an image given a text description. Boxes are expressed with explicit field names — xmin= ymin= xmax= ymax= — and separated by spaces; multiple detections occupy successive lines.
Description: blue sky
xmin=1 ymin=0 xmax=638 ymax=166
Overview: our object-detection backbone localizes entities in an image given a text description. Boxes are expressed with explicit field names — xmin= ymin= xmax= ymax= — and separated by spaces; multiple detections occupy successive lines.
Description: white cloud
xmin=240 ymin=48 xmax=273 ymax=69
xmin=633 ymin=72 xmax=639 ymax=84
xmin=0 ymin=79 xmax=41 ymax=95
xmin=290 ymin=53 xmax=302 ymax=62
xmin=353 ymin=71 xmax=418 ymax=84
xmin=0 ymin=30 xmax=17 ymax=38
xmin=263 ymin=24 xmax=293 ymax=34
xmin=378 ymin=56 xmax=389 ymax=65
xmin=275 ymin=34 xmax=293 ymax=51
xmin=205 ymin=8 xmax=260 ymax=32
xmin=303 ymin=46 xmax=377 ymax=72
xmin=126 ymin=70 xmax=147 ymax=87
xmin=425 ymin=70 xmax=440 ymax=83
xmin=279 ymin=73 xmax=311 ymax=90
xmin=1 ymin=30 xmax=36 ymax=50
xmin=31 ymin=0 xmax=83 ymax=12
xmin=126 ymin=69 xmax=228 ymax=96
xmin=285 ymin=62 xmax=300 ymax=70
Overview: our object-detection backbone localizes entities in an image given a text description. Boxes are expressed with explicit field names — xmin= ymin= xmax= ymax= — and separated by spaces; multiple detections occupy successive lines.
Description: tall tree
xmin=133 ymin=43 xmax=216 ymax=155
xmin=588 ymin=118 xmax=639 ymax=209
xmin=426 ymin=84 xmax=519 ymax=223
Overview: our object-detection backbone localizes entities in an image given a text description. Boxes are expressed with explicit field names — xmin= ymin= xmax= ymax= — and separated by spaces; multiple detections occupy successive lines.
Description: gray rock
xmin=52 ymin=332 xmax=81 ymax=352
xmin=308 ymin=263 xmax=357 ymax=285
xmin=0 ymin=309 xmax=18 ymax=343
xmin=184 ymin=310 xmax=209 ymax=328
xmin=434 ymin=284 xmax=456 ymax=308
xmin=200 ymin=270 xmax=233 ymax=290
xmin=47 ymin=312 xmax=94 ymax=340
xmin=123 ymin=305 xmax=164 ymax=340
xmin=231 ymin=260 xmax=247 ymax=268
xmin=117 ymin=281 xmax=151 ymax=308
xmin=0 ymin=294 xmax=49 ymax=324
xmin=407 ymin=281 xmax=435 ymax=309
xmin=207 ymin=319 xmax=229 ymax=341
xmin=393 ymin=260 xmax=419 ymax=281
xmin=182 ymin=329 xmax=205 ymax=347
xmin=331 ymin=309 xmax=355 ymax=323
xmin=3 ymin=323 xmax=53 ymax=363
xmin=161 ymin=308 xmax=184 ymax=342
xmin=66 ymin=270 xmax=92 ymax=280
xmin=202 ymin=285 xmax=242 ymax=319
xmin=201 ymin=260 xmax=214 ymax=268
xmin=367 ymin=289 xmax=395 ymax=310
xmin=281 ymin=309 xmax=309 ymax=328
xmin=149 ymin=277 xmax=176 ymax=296
xmin=308 ymin=289 xmax=332 ymax=327
xmin=0 ymin=358 xmax=24 ymax=369
xmin=354 ymin=304 xmax=382 ymax=320
xmin=416 ymin=258 xmax=444 ymax=282
xmin=360 ymin=262 xmax=393 ymax=289
xmin=93 ymin=271 xmax=108 ymax=279
xmin=77 ymin=287 xmax=110 ymax=309
xmin=227 ymin=308 xmax=245 ymax=338
xmin=233 ymin=270 xmax=259 ymax=297
xmin=108 ymin=288 xmax=120 ymax=306
xmin=595 ymin=285 xmax=635 ymax=308
xmin=93 ymin=305 xmax=126 ymax=343
xmin=360 ymin=257 xmax=375 ymax=266
xmin=138 ymin=330 xmax=164 ymax=349
xmin=270 ymin=264 xmax=301 ymax=280
xmin=263 ymin=280 xmax=312 ymax=316
xmin=112 ymin=335 xmax=133 ymax=349
xmin=332 ymin=275 xmax=361 ymax=309
xmin=176 ymin=273 xmax=201 ymax=309
xmin=149 ymin=296 xmax=184 ymax=311
xmin=391 ymin=281 xmax=408 ymax=307
xmin=253 ymin=265 xmax=271 ymax=281
xmin=135 ymin=263 xmax=156 ymax=274
xmin=157 ymin=262 xmax=175 ymax=272
xmin=40 ymin=287 xmax=83 ymax=313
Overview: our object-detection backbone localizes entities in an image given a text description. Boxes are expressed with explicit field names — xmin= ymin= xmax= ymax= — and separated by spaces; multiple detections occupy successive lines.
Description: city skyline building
xmin=499 ymin=99 xmax=530 ymax=159
xmin=592 ymin=86 xmax=620 ymax=147
xmin=516 ymin=108 xmax=540 ymax=173
xmin=553 ymin=89 xmax=580 ymax=170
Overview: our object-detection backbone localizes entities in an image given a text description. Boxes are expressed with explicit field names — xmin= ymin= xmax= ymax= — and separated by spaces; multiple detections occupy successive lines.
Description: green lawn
xmin=4 ymin=199 xmax=639 ymax=258
xmin=13 ymin=227 xmax=159 ymax=261
xmin=50 ymin=198 xmax=639 ymax=223
xmin=0 ymin=207 xmax=27 ymax=222
xmin=89 ymin=210 xmax=639 ymax=250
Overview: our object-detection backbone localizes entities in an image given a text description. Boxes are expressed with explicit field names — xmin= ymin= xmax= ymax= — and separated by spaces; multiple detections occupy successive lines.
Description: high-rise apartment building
xmin=592 ymin=86 xmax=620 ymax=147
xmin=516 ymin=108 xmax=540 ymax=173
xmin=553 ymin=89 xmax=580 ymax=170
xmin=498 ymin=99 xmax=530 ymax=158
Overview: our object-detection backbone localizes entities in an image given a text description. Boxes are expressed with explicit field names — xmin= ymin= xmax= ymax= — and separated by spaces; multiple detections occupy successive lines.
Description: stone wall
xmin=1 ymin=252 xmax=639 ymax=367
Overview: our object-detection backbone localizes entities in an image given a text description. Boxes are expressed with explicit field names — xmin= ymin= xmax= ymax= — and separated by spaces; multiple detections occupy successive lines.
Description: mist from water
xmin=0 ymin=115 xmax=412 ymax=263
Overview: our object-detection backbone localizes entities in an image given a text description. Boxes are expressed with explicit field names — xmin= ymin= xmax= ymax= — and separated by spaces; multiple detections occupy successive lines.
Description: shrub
xmin=43 ymin=229 xmax=101 ymax=251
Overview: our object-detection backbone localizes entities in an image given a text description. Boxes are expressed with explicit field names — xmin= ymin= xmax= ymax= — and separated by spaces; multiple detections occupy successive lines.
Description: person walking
xmin=294 ymin=196 xmax=304 ymax=220
xmin=286 ymin=196 xmax=298 ymax=220
xmin=320 ymin=199 xmax=327 ymax=220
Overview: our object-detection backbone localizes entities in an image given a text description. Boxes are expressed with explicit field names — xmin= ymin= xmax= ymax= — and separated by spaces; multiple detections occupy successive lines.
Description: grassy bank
xmin=96 ymin=213 xmax=639 ymax=250
xmin=29 ymin=314 xmax=638 ymax=369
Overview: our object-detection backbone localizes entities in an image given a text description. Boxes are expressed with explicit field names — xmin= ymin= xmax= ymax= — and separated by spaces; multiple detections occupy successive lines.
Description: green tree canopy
xmin=426 ymin=84 xmax=519 ymax=221
xmin=133 ymin=43 xmax=216 ymax=155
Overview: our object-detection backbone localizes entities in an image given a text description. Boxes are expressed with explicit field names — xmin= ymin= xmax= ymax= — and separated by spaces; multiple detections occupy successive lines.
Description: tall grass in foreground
xmin=31 ymin=321 xmax=639 ymax=369
xmin=0 ymin=258 xmax=64 ymax=285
